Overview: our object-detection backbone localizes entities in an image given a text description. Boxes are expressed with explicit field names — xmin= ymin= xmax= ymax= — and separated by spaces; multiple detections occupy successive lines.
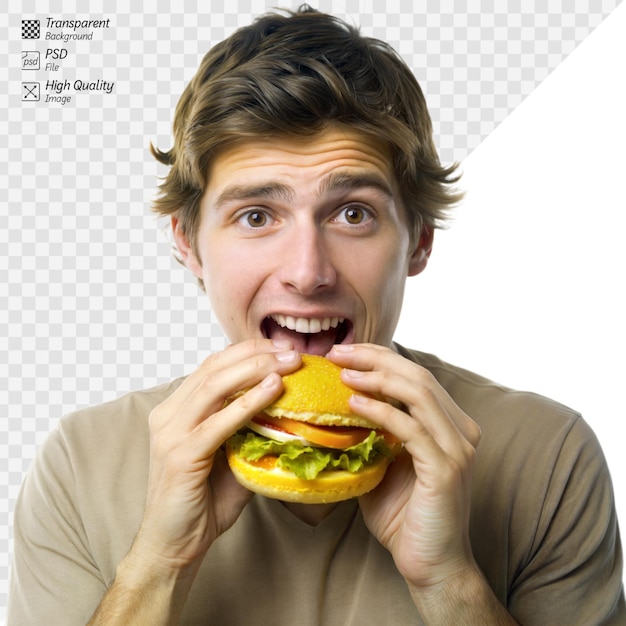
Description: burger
xmin=225 ymin=354 xmax=401 ymax=503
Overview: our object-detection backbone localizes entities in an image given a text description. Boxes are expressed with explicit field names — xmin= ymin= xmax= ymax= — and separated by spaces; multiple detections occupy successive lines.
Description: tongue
xmin=264 ymin=319 xmax=339 ymax=356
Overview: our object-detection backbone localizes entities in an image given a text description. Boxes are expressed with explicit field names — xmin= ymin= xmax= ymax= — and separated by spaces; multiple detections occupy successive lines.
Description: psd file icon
xmin=22 ymin=19 xmax=40 ymax=39
xmin=22 ymin=51 xmax=40 ymax=70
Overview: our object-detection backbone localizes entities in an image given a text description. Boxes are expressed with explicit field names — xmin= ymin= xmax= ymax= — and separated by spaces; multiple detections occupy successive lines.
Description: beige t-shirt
xmin=8 ymin=348 xmax=626 ymax=625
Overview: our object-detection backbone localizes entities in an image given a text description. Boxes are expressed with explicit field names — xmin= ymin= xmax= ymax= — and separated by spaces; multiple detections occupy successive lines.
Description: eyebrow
xmin=213 ymin=171 xmax=394 ymax=210
xmin=214 ymin=183 xmax=294 ymax=209
xmin=317 ymin=171 xmax=394 ymax=199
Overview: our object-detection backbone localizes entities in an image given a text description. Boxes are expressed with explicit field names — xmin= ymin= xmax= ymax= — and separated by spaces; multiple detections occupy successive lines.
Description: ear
xmin=171 ymin=216 xmax=203 ymax=279
xmin=408 ymin=225 xmax=434 ymax=277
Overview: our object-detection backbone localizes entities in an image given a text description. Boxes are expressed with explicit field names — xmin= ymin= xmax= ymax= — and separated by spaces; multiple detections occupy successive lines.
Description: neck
xmin=282 ymin=501 xmax=338 ymax=526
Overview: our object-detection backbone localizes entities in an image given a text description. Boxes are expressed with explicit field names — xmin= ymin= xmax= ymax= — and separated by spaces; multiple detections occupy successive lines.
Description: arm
xmin=85 ymin=339 xmax=301 ymax=624
xmin=85 ymin=555 xmax=197 ymax=625
xmin=9 ymin=339 xmax=300 ymax=625
xmin=328 ymin=343 xmax=518 ymax=625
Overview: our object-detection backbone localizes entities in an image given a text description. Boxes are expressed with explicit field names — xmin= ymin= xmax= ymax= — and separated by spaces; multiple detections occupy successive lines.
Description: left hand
xmin=327 ymin=343 xmax=482 ymax=590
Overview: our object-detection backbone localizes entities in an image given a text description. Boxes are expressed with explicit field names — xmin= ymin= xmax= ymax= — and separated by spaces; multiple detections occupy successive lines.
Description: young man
xmin=9 ymin=7 xmax=625 ymax=625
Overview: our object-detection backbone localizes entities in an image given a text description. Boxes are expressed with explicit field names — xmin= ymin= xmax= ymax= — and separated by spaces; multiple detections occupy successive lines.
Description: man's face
xmin=174 ymin=127 xmax=431 ymax=355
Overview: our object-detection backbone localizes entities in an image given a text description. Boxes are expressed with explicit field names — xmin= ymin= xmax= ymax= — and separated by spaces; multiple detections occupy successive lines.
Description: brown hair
xmin=152 ymin=4 xmax=462 ymax=258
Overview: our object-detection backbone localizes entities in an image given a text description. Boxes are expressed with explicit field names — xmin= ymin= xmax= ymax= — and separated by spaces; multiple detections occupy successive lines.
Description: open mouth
xmin=262 ymin=314 xmax=352 ymax=355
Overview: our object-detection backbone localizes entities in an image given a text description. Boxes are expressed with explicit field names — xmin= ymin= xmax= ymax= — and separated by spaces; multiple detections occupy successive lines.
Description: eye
xmin=334 ymin=204 xmax=373 ymax=226
xmin=238 ymin=210 xmax=270 ymax=228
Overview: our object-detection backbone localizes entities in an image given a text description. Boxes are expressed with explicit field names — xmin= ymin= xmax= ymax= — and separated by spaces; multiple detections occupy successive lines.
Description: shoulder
xmin=394 ymin=343 xmax=605 ymax=522
xmin=31 ymin=378 xmax=186 ymax=504
xmin=396 ymin=345 xmax=607 ymax=498
xmin=55 ymin=377 xmax=185 ymax=448
xmin=11 ymin=379 xmax=186 ymax=614
xmin=25 ymin=378 xmax=185 ymax=540
xmin=395 ymin=344 xmax=583 ymax=439
xmin=395 ymin=345 xmax=624 ymax=619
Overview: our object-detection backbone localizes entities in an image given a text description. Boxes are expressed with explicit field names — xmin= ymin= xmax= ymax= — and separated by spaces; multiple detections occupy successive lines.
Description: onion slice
xmin=247 ymin=420 xmax=316 ymax=446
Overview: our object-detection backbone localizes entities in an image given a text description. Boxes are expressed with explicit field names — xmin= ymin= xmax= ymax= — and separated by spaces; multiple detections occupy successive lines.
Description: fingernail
xmin=350 ymin=393 xmax=369 ymax=405
xmin=330 ymin=343 xmax=354 ymax=353
xmin=275 ymin=350 xmax=298 ymax=363
xmin=343 ymin=368 xmax=364 ymax=379
xmin=261 ymin=372 xmax=280 ymax=388
xmin=272 ymin=339 xmax=292 ymax=350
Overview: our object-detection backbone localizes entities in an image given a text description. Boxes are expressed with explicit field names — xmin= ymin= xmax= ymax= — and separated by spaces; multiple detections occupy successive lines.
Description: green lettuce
xmin=229 ymin=429 xmax=393 ymax=480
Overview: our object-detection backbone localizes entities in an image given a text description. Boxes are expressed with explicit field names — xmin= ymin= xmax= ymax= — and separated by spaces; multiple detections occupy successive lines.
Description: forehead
xmin=204 ymin=127 xmax=396 ymax=202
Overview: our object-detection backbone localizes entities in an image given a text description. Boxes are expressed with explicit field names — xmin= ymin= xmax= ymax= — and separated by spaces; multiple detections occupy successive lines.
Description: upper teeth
xmin=271 ymin=315 xmax=344 ymax=334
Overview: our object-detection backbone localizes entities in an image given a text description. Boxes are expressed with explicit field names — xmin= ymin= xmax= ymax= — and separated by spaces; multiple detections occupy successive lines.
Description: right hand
xmin=130 ymin=338 xmax=301 ymax=575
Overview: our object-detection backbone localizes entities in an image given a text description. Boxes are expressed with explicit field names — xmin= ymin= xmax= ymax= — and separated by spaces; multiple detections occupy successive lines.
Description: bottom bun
xmin=226 ymin=445 xmax=393 ymax=504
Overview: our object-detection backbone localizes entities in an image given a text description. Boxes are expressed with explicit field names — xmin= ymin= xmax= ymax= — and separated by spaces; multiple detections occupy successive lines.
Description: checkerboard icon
xmin=22 ymin=19 xmax=40 ymax=39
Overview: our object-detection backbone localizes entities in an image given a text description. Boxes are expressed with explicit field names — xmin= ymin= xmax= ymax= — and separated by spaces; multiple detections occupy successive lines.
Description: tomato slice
xmin=249 ymin=455 xmax=279 ymax=469
xmin=254 ymin=414 xmax=371 ymax=449
xmin=379 ymin=430 xmax=401 ymax=447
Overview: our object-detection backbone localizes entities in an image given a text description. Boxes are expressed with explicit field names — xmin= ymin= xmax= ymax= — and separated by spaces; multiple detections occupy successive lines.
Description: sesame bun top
xmin=264 ymin=354 xmax=378 ymax=429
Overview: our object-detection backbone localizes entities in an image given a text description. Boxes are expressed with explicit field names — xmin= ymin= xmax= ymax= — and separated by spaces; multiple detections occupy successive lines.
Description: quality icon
xmin=22 ymin=82 xmax=40 ymax=101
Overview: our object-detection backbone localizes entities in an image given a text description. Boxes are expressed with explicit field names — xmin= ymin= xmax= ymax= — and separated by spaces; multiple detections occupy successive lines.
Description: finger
xmin=349 ymin=392 xmax=467 ymax=473
xmin=150 ymin=341 xmax=300 ymax=434
xmin=171 ymin=350 xmax=301 ymax=435
xmin=345 ymin=365 xmax=480 ymax=458
xmin=148 ymin=372 xmax=287 ymax=482
xmin=158 ymin=338 xmax=293 ymax=412
xmin=334 ymin=354 xmax=480 ymax=474
xmin=195 ymin=371 xmax=286 ymax=447
xmin=330 ymin=344 xmax=481 ymax=448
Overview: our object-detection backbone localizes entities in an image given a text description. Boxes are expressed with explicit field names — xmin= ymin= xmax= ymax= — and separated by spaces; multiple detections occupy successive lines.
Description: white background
xmin=396 ymin=3 xmax=626 ymax=548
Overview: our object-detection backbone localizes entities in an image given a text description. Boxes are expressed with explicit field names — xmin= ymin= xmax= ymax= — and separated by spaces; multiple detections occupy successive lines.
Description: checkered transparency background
xmin=0 ymin=0 xmax=621 ymax=614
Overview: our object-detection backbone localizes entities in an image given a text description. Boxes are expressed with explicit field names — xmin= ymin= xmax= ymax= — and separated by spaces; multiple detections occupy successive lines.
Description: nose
xmin=277 ymin=224 xmax=337 ymax=295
